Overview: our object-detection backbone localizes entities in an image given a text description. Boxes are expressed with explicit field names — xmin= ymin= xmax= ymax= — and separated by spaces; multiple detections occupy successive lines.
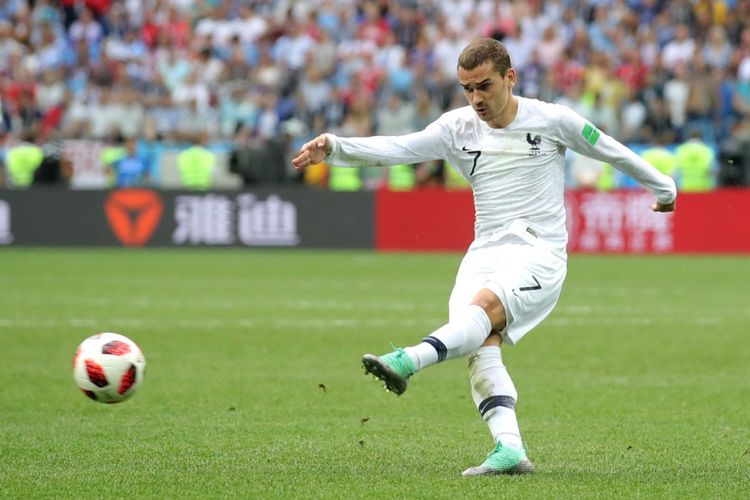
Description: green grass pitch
xmin=1 ymin=249 xmax=749 ymax=498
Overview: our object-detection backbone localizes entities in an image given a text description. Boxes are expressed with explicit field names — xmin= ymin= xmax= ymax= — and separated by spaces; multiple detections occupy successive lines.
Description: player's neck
xmin=488 ymin=95 xmax=519 ymax=129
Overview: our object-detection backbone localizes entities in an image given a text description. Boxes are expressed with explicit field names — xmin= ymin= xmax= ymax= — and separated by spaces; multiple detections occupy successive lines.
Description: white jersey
xmin=326 ymin=97 xmax=677 ymax=257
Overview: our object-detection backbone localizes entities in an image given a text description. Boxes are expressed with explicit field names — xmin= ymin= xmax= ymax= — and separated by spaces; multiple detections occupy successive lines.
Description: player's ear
xmin=506 ymin=68 xmax=517 ymax=87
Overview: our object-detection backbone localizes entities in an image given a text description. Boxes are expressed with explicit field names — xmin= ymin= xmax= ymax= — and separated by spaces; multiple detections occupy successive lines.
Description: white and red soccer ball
xmin=73 ymin=333 xmax=146 ymax=403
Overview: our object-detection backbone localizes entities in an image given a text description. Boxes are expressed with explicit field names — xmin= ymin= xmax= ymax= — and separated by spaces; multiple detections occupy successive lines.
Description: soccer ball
xmin=72 ymin=332 xmax=146 ymax=403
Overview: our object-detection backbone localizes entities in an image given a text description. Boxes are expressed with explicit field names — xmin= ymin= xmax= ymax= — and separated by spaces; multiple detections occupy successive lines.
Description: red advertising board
xmin=376 ymin=188 xmax=750 ymax=254
xmin=376 ymin=189 xmax=475 ymax=251
xmin=671 ymin=189 xmax=750 ymax=253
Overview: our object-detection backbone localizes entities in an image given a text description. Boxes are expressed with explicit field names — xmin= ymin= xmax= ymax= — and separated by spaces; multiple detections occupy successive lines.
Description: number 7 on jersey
xmin=461 ymin=146 xmax=482 ymax=176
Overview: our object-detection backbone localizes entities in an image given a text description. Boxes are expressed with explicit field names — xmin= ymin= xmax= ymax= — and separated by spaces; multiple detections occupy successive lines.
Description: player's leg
xmin=406 ymin=287 xmax=504 ymax=369
xmin=362 ymin=250 xmax=500 ymax=395
xmin=462 ymin=330 xmax=533 ymax=475
xmin=462 ymin=244 xmax=567 ymax=476
xmin=361 ymin=297 xmax=497 ymax=395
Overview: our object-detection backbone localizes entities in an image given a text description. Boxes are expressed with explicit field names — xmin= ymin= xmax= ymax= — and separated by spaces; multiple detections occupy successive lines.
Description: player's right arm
xmin=292 ymin=120 xmax=449 ymax=171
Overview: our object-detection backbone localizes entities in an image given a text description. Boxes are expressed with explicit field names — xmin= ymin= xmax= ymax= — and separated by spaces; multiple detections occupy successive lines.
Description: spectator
xmin=255 ymin=90 xmax=281 ymax=140
xmin=703 ymin=25 xmax=733 ymax=70
xmin=171 ymin=70 xmax=210 ymax=113
xmin=638 ymin=27 xmax=659 ymax=67
xmin=643 ymin=96 xmax=677 ymax=146
xmin=376 ymin=93 xmax=416 ymax=136
xmin=535 ymin=25 xmax=565 ymax=70
xmin=391 ymin=0 xmax=421 ymax=49
xmin=588 ymin=4 xmax=616 ymax=55
xmin=310 ymin=27 xmax=337 ymax=77
xmin=176 ymin=132 xmax=216 ymax=191
xmin=233 ymin=3 xmax=268 ymax=45
xmin=412 ymin=88 xmax=441 ymax=131
xmin=663 ymin=62 xmax=690 ymax=138
xmin=161 ymin=5 xmax=191 ymax=49
xmin=253 ymin=42 xmax=288 ymax=92
xmin=4 ymin=130 xmax=43 ymax=188
xmin=107 ymin=136 xmax=150 ymax=188
xmin=87 ymin=87 xmax=119 ymax=140
xmin=711 ymin=67 xmax=736 ymax=141
xmin=273 ymin=20 xmax=316 ymax=73
xmin=434 ymin=28 xmax=470 ymax=81
xmin=193 ymin=47 xmax=226 ymax=87
xmin=615 ymin=48 xmax=648 ymax=93
xmin=0 ymin=21 xmax=26 ymax=74
xmin=9 ymin=90 xmax=43 ymax=137
xmin=662 ymin=24 xmax=696 ymax=70
xmin=157 ymin=46 xmax=192 ymax=94
xmin=357 ymin=0 xmax=391 ymax=47
xmin=684 ymin=53 xmax=715 ymax=141
xmin=298 ymin=64 xmax=333 ymax=126
xmin=336 ymin=93 xmax=374 ymax=138
xmin=219 ymin=35 xmax=254 ymax=82
xmin=501 ymin=24 xmax=533 ymax=74
xmin=193 ymin=4 xmax=234 ymax=49
xmin=68 ymin=7 xmax=103 ymax=49
xmin=176 ymin=97 xmax=219 ymax=142
xmin=219 ymin=87 xmax=258 ymax=139
xmin=619 ymin=89 xmax=649 ymax=143
xmin=27 ymin=21 xmax=67 ymax=73
xmin=35 ymin=69 xmax=65 ymax=115
xmin=588 ymin=92 xmax=619 ymax=140
xmin=551 ymin=48 xmax=585 ymax=96
xmin=675 ymin=131 xmax=717 ymax=192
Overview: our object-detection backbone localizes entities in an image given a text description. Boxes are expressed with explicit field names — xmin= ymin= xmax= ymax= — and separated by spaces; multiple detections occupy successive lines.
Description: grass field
xmin=1 ymin=249 xmax=749 ymax=499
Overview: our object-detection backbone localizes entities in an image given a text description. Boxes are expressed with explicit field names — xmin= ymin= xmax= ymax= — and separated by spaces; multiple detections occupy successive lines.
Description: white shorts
xmin=448 ymin=235 xmax=567 ymax=345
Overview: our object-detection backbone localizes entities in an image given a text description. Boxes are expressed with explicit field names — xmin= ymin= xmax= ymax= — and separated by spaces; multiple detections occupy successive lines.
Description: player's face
xmin=458 ymin=61 xmax=517 ymax=128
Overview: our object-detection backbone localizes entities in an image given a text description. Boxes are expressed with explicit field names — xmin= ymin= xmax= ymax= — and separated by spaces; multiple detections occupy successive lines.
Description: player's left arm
xmin=554 ymin=105 xmax=677 ymax=212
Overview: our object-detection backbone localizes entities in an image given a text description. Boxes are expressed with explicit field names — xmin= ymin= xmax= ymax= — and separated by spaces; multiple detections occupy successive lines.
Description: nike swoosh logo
xmin=461 ymin=146 xmax=470 ymax=151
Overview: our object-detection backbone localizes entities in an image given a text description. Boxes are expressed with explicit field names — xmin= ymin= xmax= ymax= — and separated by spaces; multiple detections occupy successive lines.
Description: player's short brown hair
xmin=458 ymin=38 xmax=512 ymax=77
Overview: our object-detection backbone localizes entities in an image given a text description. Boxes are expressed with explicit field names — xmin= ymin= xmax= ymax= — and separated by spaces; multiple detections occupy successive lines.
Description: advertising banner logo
xmin=105 ymin=189 xmax=164 ymax=247
xmin=172 ymin=193 xmax=300 ymax=246
xmin=566 ymin=191 xmax=674 ymax=253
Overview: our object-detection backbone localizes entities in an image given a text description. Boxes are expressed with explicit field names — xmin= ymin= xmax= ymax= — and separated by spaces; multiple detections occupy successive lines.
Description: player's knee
xmin=470 ymin=288 xmax=507 ymax=331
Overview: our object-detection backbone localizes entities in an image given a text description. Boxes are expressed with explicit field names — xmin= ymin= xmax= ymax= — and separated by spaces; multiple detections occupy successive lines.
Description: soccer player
xmin=292 ymin=38 xmax=676 ymax=476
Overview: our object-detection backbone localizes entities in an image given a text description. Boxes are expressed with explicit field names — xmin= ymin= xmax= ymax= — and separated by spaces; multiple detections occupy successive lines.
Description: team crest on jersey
xmin=526 ymin=133 xmax=542 ymax=157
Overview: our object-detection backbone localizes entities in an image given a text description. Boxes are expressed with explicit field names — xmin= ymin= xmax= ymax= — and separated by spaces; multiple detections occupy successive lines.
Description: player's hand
xmin=652 ymin=199 xmax=676 ymax=212
xmin=292 ymin=134 xmax=331 ymax=171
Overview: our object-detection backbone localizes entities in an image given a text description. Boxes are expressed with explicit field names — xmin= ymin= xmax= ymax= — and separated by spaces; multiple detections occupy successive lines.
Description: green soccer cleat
xmin=461 ymin=442 xmax=534 ymax=476
xmin=362 ymin=348 xmax=416 ymax=396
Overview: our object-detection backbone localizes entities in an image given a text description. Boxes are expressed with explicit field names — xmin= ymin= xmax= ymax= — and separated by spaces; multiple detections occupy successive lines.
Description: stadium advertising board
xmin=1 ymin=189 xmax=748 ymax=252
xmin=0 ymin=188 xmax=374 ymax=249
xmin=375 ymin=188 xmax=750 ymax=254
xmin=565 ymin=191 xmax=675 ymax=253
xmin=375 ymin=189 xmax=475 ymax=251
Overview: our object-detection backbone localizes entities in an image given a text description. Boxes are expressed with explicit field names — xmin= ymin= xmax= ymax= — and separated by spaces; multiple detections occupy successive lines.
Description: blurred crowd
xmin=1 ymin=0 xmax=750 ymax=190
